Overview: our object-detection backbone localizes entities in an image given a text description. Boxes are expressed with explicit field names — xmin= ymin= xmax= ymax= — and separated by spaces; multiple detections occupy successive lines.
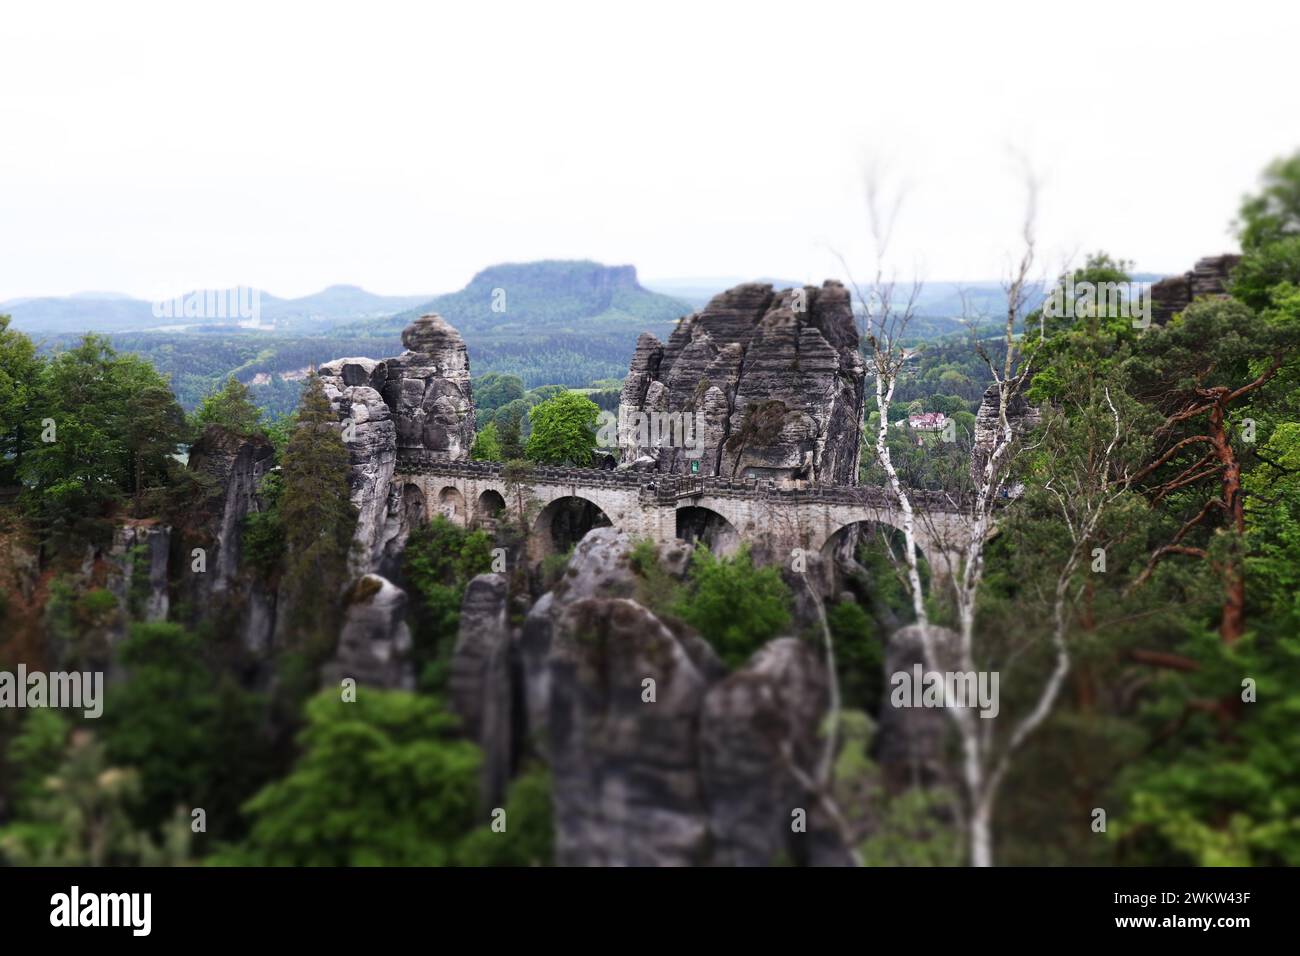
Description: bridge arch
xmin=437 ymin=486 xmax=468 ymax=524
xmin=400 ymin=483 xmax=427 ymax=530
xmin=533 ymin=495 xmax=612 ymax=558
xmin=476 ymin=488 xmax=506 ymax=522
xmin=675 ymin=505 xmax=740 ymax=556
xmin=822 ymin=518 xmax=933 ymax=595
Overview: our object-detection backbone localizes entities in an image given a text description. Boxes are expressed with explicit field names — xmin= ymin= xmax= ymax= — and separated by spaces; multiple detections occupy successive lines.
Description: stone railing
xmin=394 ymin=451 xmax=646 ymax=488
xmin=395 ymin=450 xmax=970 ymax=513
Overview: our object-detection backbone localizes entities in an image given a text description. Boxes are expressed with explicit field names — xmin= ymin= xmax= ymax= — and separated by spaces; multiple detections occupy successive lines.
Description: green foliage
xmin=524 ymin=390 xmax=600 ymax=466
xmin=0 ymin=729 xmax=193 ymax=866
xmin=19 ymin=334 xmax=187 ymax=546
xmin=191 ymin=375 xmax=264 ymax=437
xmin=673 ymin=545 xmax=791 ymax=667
xmin=241 ymin=472 xmax=285 ymax=581
xmin=0 ymin=314 xmax=44 ymax=486
xmin=103 ymin=622 xmax=273 ymax=847
xmin=403 ymin=516 xmax=495 ymax=693
xmin=5 ymin=709 xmax=70 ymax=818
xmin=278 ymin=374 xmax=357 ymax=656
xmin=827 ymin=601 xmax=885 ymax=712
xmin=212 ymin=690 xmax=481 ymax=866
xmin=470 ymin=421 xmax=503 ymax=461
xmin=457 ymin=765 xmax=554 ymax=866
xmin=473 ymin=372 xmax=526 ymax=415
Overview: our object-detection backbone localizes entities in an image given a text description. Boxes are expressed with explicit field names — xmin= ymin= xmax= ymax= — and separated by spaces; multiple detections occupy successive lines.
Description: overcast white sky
xmin=2 ymin=0 xmax=1298 ymax=301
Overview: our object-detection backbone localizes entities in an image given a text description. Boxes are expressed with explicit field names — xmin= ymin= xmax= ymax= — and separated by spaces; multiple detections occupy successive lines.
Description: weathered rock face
xmin=970 ymin=380 xmax=1043 ymax=485
xmin=449 ymin=573 xmax=514 ymax=808
xmin=617 ymin=282 xmax=865 ymax=484
xmin=875 ymin=623 xmax=957 ymax=793
xmin=548 ymin=596 xmax=714 ymax=866
xmin=185 ymin=424 xmax=276 ymax=592
xmin=383 ymin=313 xmax=476 ymax=459
xmin=1150 ymin=254 xmax=1241 ymax=326
xmin=106 ymin=524 xmax=171 ymax=625
xmin=700 ymin=638 xmax=858 ymax=866
xmin=491 ymin=526 xmax=854 ymax=865
xmin=321 ymin=574 xmax=415 ymax=691
xmin=316 ymin=357 xmax=400 ymax=575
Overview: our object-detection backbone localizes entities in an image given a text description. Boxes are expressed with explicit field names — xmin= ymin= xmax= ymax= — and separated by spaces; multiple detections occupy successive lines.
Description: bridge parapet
xmin=395 ymin=450 xmax=970 ymax=513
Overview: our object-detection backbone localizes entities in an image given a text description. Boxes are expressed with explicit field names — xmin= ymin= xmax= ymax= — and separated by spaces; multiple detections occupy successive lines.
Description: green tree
xmin=0 ymin=729 xmax=192 ymax=866
xmin=1232 ymin=151 xmax=1300 ymax=310
xmin=103 ymin=622 xmax=273 ymax=846
xmin=473 ymin=372 xmax=525 ymax=415
xmin=21 ymin=336 xmax=186 ymax=546
xmin=279 ymin=374 xmax=356 ymax=657
xmin=470 ymin=421 xmax=503 ymax=461
xmin=0 ymin=316 xmax=43 ymax=486
xmin=403 ymin=516 xmax=494 ymax=692
xmin=524 ymin=391 xmax=599 ymax=466
xmin=212 ymin=690 xmax=481 ymax=866
xmin=192 ymin=375 xmax=264 ymax=437
xmin=673 ymin=545 xmax=791 ymax=667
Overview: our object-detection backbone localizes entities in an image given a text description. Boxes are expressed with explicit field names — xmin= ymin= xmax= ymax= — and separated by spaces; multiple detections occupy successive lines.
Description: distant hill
xmin=336 ymin=260 xmax=694 ymax=387
xmin=3 ymin=285 xmax=432 ymax=335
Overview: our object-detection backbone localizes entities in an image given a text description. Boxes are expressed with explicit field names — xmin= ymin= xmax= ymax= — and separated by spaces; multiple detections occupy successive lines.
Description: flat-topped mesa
xmin=617 ymin=280 xmax=866 ymax=485
xmin=383 ymin=312 xmax=477 ymax=459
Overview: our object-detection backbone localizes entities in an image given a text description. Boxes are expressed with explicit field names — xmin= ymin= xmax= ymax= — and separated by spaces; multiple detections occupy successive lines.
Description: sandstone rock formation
xmin=470 ymin=526 xmax=856 ymax=865
xmin=182 ymin=424 xmax=277 ymax=654
xmin=321 ymin=574 xmax=415 ymax=691
xmin=105 ymin=524 xmax=171 ymax=625
xmin=315 ymin=357 xmax=399 ymax=575
xmin=384 ymin=314 xmax=476 ymax=459
xmin=450 ymin=573 xmax=514 ymax=807
xmin=1150 ymin=254 xmax=1241 ymax=326
xmin=700 ymin=637 xmax=858 ymax=866
xmin=617 ymin=282 xmax=865 ymax=484
xmin=313 ymin=313 xmax=477 ymax=689
xmin=970 ymin=380 xmax=1043 ymax=485
xmin=184 ymin=424 xmax=276 ymax=592
xmin=875 ymin=622 xmax=958 ymax=793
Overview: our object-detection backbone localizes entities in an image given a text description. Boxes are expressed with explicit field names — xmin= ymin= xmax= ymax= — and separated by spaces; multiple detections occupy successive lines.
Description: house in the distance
xmin=908 ymin=412 xmax=947 ymax=431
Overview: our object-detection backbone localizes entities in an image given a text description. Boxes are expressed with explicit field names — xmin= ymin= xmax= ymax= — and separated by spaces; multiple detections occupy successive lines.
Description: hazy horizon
xmin=3 ymin=0 xmax=1296 ymax=301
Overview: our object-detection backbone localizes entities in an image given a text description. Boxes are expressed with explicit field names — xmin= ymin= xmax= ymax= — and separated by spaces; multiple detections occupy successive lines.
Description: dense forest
xmin=1 ymin=153 xmax=1298 ymax=867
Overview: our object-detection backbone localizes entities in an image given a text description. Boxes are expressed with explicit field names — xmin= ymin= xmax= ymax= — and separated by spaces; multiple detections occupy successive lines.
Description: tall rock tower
xmin=618 ymin=281 xmax=865 ymax=484
xmin=383 ymin=312 xmax=477 ymax=459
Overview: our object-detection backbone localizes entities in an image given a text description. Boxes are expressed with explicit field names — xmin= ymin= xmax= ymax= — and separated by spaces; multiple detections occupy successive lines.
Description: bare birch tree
xmin=844 ymin=169 xmax=1137 ymax=865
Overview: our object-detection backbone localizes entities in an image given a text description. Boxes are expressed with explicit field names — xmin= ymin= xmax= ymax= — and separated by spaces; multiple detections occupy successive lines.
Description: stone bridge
xmin=394 ymin=451 xmax=973 ymax=578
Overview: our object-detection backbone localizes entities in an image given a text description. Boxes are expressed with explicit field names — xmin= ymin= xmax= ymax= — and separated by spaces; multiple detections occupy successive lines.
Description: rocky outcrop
xmin=970 ymin=380 xmax=1043 ymax=485
xmin=875 ymin=623 xmax=957 ymax=792
xmin=450 ymin=573 xmax=513 ymax=807
xmin=480 ymin=526 xmax=854 ymax=865
xmin=383 ymin=314 xmax=476 ymax=459
xmin=315 ymin=357 xmax=399 ymax=575
xmin=184 ymin=424 xmax=275 ymax=592
xmin=1150 ymin=254 xmax=1241 ymax=326
xmin=700 ymin=638 xmax=857 ymax=866
xmin=310 ymin=313 xmax=477 ymax=689
xmin=105 ymin=524 xmax=171 ymax=625
xmin=321 ymin=574 xmax=415 ymax=691
xmin=617 ymin=282 xmax=865 ymax=484
xmin=548 ymin=596 xmax=715 ymax=865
